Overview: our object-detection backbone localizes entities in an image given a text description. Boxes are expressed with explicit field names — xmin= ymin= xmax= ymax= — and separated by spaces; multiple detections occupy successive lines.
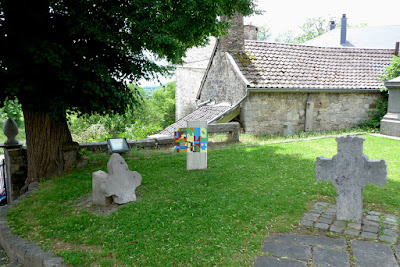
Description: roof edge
xmin=225 ymin=52 xmax=251 ymax=88
xmin=248 ymin=87 xmax=383 ymax=93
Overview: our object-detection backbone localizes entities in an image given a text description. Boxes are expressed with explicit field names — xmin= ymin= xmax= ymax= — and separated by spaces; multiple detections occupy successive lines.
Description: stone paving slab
xmin=261 ymin=241 xmax=310 ymax=260
xmin=254 ymin=201 xmax=400 ymax=267
xmin=312 ymin=247 xmax=350 ymax=267
xmin=351 ymin=240 xmax=398 ymax=266
xmin=255 ymin=234 xmax=400 ymax=267
xmin=267 ymin=233 xmax=347 ymax=248
xmin=254 ymin=256 xmax=306 ymax=267
xmin=299 ymin=202 xmax=399 ymax=243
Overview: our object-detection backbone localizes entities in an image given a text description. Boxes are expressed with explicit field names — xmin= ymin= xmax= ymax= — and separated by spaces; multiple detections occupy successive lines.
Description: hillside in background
xmin=142 ymin=85 xmax=163 ymax=97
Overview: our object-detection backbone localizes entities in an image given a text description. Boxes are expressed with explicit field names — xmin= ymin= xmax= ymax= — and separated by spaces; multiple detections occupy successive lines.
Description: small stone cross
xmin=315 ymin=136 xmax=387 ymax=223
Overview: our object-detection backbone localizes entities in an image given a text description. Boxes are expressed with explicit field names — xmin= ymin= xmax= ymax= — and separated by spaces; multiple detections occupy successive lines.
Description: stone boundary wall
xmin=79 ymin=136 xmax=174 ymax=152
xmin=0 ymin=182 xmax=67 ymax=267
xmin=241 ymin=92 xmax=380 ymax=135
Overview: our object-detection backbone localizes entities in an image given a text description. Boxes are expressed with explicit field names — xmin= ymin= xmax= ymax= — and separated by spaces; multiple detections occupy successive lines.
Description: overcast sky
xmin=140 ymin=0 xmax=400 ymax=87
xmin=246 ymin=0 xmax=400 ymax=37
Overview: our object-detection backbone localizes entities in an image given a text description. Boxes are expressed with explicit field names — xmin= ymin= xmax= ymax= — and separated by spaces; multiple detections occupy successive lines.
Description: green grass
xmin=6 ymin=134 xmax=400 ymax=266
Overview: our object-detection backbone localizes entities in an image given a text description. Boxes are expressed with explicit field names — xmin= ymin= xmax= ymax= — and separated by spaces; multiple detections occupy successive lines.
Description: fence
xmin=0 ymin=156 xmax=6 ymax=203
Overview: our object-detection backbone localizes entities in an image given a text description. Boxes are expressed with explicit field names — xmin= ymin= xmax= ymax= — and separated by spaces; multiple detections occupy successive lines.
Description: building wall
xmin=241 ymin=91 xmax=380 ymax=135
xmin=175 ymin=37 xmax=216 ymax=121
xmin=199 ymin=50 xmax=246 ymax=105
xmin=175 ymin=67 xmax=206 ymax=120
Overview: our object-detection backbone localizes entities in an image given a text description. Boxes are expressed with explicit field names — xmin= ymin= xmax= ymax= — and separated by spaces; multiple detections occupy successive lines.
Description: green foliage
xmin=0 ymin=97 xmax=24 ymax=127
xmin=359 ymin=91 xmax=388 ymax=129
xmin=381 ymin=56 xmax=400 ymax=81
xmin=7 ymin=135 xmax=400 ymax=265
xmin=68 ymin=82 xmax=176 ymax=142
xmin=149 ymin=81 xmax=176 ymax=128
xmin=257 ymin=25 xmax=272 ymax=41
xmin=275 ymin=16 xmax=336 ymax=44
xmin=0 ymin=0 xmax=257 ymax=118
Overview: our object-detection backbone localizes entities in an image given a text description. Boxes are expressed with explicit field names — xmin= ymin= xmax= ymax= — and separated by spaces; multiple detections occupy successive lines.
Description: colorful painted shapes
xmin=174 ymin=127 xmax=207 ymax=153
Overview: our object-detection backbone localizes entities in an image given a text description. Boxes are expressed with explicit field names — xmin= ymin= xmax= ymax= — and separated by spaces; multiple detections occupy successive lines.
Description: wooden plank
xmin=208 ymin=122 xmax=240 ymax=133
xmin=216 ymin=107 xmax=240 ymax=123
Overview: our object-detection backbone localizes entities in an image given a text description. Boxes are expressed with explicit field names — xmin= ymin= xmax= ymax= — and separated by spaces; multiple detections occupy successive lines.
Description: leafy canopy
xmin=0 ymin=0 xmax=257 ymax=117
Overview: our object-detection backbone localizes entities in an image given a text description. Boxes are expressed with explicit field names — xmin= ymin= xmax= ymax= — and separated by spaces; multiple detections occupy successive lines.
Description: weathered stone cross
xmin=315 ymin=136 xmax=387 ymax=223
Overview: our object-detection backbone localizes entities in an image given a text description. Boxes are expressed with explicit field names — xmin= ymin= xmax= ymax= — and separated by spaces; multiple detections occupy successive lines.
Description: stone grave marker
xmin=92 ymin=153 xmax=142 ymax=205
xmin=315 ymin=136 xmax=387 ymax=223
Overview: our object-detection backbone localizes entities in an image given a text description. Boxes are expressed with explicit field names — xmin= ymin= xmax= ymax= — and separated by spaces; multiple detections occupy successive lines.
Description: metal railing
xmin=0 ymin=157 xmax=7 ymax=203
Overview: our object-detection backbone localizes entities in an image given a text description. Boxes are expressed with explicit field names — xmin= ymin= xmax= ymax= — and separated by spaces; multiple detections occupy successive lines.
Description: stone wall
xmin=175 ymin=37 xmax=216 ymax=120
xmin=240 ymin=92 xmax=380 ymax=135
xmin=199 ymin=50 xmax=247 ymax=105
xmin=175 ymin=67 xmax=206 ymax=120
xmin=244 ymin=24 xmax=258 ymax=40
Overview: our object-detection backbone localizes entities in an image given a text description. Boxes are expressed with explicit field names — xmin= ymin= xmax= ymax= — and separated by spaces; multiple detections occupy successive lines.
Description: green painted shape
xmin=216 ymin=107 xmax=240 ymax=123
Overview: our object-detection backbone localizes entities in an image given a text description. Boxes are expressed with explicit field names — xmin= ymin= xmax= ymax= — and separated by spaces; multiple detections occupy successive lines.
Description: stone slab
xmin=315 ymin=223 xmax=329 ymax=230
xmin=329 ymin=225 xmax=343 ymax=233
xmin=254 ymin=256 xmax=306 ymax=267
xmin=351 ymin=240 xmax=397 ymax=267
xmin=267 ymin=234 xmax=346 ymax=249
xmin=312 ymin=247 xmax=350 ymax=267
xmin=344 ymin=229 xmax=360 ymax=236
xmin=317 ymin=217 xmax=333 ymax=224
xmin=299 ymin=220 xmax=314 ymax=227
xmin=379 ymin=235 xmax=397 ymax=243
xmin=362 ymin=225 xmax=379 ymax=233
xmin=261 ymin=241 xmax=310 ymax=260
xmin=360 ymin=232 xmax=377 ymax=239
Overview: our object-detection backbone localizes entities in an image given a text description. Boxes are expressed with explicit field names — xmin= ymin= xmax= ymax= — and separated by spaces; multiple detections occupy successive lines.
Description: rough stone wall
xmin=175 ymin=38 xmax=216 ymax=120
xmin=219 ymin=13 xmax=244 ymax=53
xmin=244 ymin=25 xmax=258 ymax=40
xmin=4 ymin=148 xmax=28 ymax=200
xmin=199 ymin=50 xmax=246 ymax=105
xmin=175 ymin=68 xmax=206 ymax=120
xmin=241 ymin=92 xmax=380 ymax=135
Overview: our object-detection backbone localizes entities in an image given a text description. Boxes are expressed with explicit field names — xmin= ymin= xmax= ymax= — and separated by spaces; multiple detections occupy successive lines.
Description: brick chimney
xmin=330 ymin=21 xmax=336 ymax=31
xmin=340 ymin=14 xmax=347 ymax=45
xmin=219 ymin=13 xmax=244 ymax=53
xmin=244 ymin=22 xmax=258 ymax=40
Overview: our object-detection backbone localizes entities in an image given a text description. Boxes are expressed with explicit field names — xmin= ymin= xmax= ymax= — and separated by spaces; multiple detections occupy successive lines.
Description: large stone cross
xmin=315 ymin=136 xmax=387 ymax=223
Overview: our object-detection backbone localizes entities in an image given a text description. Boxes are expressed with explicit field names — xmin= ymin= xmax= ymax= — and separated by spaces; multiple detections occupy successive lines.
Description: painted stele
xmin=315 ymin=136 xmax=387 ymax=223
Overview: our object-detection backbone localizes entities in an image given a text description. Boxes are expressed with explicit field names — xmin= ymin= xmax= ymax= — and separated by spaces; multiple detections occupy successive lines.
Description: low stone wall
xmin=241 ymin=92 xmax=380 ymax=135
xmin=79 ymin=136 xmax=174 ymax=152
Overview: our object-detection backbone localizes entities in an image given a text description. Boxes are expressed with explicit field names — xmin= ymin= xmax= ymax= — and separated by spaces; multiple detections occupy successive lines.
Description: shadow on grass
xmin=6 ymin=135 xmax=400 ymax=266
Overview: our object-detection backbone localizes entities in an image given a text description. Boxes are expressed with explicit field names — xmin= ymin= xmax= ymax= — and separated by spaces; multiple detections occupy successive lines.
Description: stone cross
xmin=315 ymin=136 xmax=387 ymax=223
xmin=92 ymin=153 xmax=142 ymax=206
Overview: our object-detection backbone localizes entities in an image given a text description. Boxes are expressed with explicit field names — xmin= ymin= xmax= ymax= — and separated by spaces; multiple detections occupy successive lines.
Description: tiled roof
xmin=159 ymin=105 xmax=231 ymax=136
xmin=236 ymin=41 xmax=395 ymax=90
xmin=304 ymin=25 xmax=400 ymax=49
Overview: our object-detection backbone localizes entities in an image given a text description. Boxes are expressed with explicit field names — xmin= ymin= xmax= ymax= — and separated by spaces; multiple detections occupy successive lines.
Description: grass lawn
xmin=6 ymin=134 xmax=400 ymax=266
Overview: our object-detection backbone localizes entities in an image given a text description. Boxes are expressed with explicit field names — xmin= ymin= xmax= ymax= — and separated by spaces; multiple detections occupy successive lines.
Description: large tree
xmin=0 ymin=0 xmax=257 ymax=181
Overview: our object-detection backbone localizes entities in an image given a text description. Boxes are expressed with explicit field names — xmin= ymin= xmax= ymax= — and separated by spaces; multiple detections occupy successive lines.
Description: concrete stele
xmin=315 ymin=136 xmax=387 ymax=223
xmin=187 ymin=121 xmax=207 ymax=170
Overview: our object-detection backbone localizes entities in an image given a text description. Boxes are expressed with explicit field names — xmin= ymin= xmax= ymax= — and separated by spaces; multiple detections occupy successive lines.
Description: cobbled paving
xmin=254 ymin=202 xmax=400 ymax=266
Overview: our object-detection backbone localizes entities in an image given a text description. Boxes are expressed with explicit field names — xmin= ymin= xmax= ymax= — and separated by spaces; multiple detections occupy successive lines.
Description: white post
xmin=186 ymin=121 xmax=207 ymax=170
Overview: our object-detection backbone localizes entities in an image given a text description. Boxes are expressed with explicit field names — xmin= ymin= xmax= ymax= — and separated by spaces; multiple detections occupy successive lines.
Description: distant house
xmin=304 ymin=14 xmax=400 ymax=49
xmin=161 ymin=14 xmax=396 ymax=137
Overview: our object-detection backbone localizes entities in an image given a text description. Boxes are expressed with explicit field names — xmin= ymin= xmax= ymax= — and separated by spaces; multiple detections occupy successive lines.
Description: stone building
xmin=162 ymin=14 xmax=395 ymax=136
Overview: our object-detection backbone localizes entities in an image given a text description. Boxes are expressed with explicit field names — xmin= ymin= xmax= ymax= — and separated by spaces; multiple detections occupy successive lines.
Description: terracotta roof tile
xmin=236 ymin=41 xmax=394 ymax=90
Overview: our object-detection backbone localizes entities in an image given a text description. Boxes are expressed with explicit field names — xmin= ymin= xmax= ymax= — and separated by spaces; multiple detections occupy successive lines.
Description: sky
xmin=245 ymin=0 xmax=400 ymax=37
xmin=140 ymin=0 xmax=400 ymax=87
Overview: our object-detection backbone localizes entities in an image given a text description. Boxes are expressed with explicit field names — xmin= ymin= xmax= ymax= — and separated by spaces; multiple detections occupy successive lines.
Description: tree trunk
xmin=23 ymin=107 xmax=79 ymax=182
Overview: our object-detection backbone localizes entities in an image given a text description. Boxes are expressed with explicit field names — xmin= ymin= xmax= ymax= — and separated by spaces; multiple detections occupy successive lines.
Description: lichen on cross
xmin=315 ymin=136 xmax=387 ymax=223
